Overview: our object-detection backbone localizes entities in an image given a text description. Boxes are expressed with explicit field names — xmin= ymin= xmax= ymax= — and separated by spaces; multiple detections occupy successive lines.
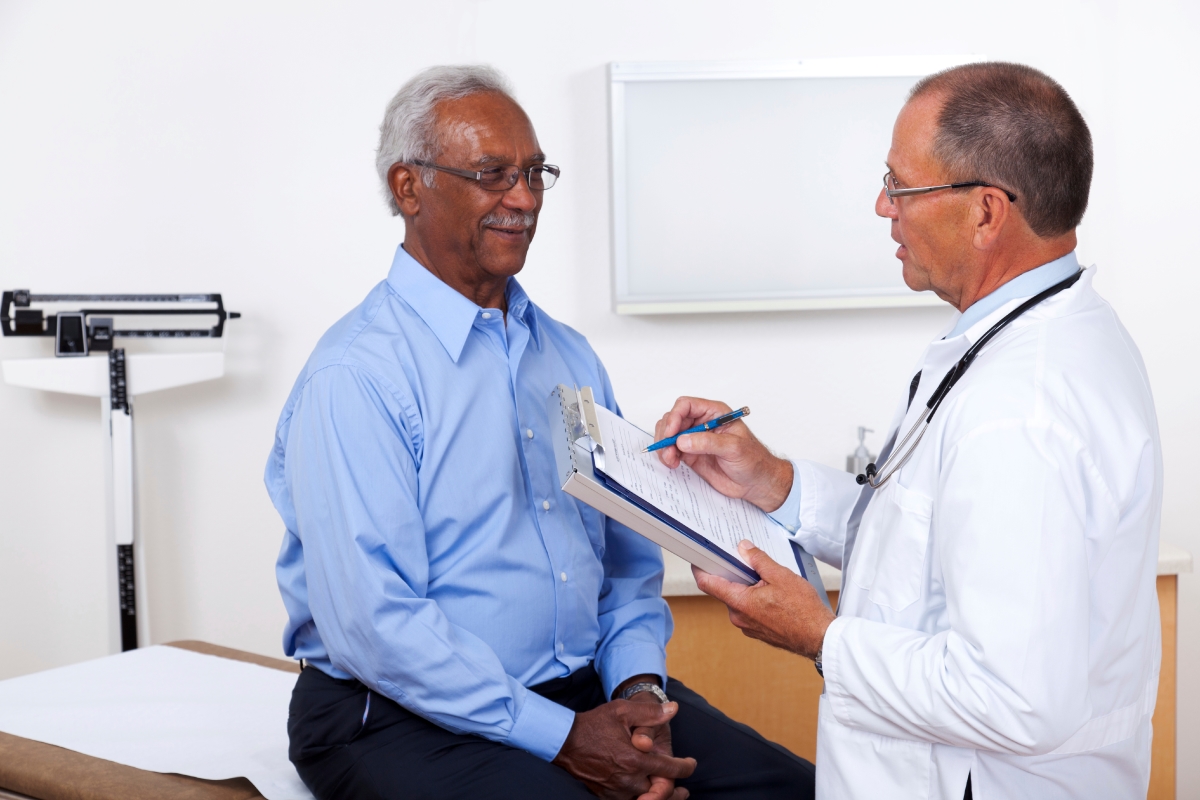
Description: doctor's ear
xmin=971 ymin=187 xmax=1015 ymax=251
xmin=388 ymin=163 xmax=423 ymax=218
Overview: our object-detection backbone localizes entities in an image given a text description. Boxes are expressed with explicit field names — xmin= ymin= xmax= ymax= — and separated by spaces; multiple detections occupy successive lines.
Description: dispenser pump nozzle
xmin=847 ymin=427 xmax=876 ymax=475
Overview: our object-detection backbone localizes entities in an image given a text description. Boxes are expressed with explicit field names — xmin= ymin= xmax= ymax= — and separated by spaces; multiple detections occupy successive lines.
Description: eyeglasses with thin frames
xmin=883 ymin=171 xmax=1017 ymax=204
xmin=411 ymin=160 xmax=561 ymax=192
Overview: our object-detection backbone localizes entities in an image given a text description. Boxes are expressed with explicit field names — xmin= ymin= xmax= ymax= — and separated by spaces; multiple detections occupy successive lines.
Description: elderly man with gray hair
xmin=265 ymin=66 xmax=814 ymax=800
xmin=651 ymin=62 xmax=1162 ymax=800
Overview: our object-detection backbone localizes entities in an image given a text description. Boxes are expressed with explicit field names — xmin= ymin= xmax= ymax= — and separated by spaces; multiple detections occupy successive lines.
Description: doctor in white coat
xmin=653 ymin=62 xmax=1162 ymax=799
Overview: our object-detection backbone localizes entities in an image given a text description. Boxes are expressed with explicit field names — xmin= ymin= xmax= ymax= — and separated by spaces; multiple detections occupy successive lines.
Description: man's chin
xmin=478 ymin=251 xmax=530 ymax=280
xmin=900 ymin=261 xmax=929 ymax=294
xmin=479 ymin=231 xmax=534 ymax=274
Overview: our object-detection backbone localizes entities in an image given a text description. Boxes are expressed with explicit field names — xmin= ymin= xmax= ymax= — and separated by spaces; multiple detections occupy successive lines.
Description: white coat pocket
xmin=850 ymin=479 xmax=933 ymax=611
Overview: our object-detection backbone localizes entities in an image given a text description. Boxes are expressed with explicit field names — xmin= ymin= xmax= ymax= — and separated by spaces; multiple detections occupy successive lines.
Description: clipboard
xmin=548 ymin=384 xmax=830 ymax=608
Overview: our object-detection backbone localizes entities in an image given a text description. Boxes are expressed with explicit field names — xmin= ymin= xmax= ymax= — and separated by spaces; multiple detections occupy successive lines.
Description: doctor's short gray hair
xmin=375 ymin=65 xmax=517 ymax=216
xmin=909 ymin=62 xmax=1093 ymax=238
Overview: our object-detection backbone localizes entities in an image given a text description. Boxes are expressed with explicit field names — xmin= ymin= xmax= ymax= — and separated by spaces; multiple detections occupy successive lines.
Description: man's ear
xmin=387 ymin=163 xmax=422 ymax=218
xmin=972 ymin=187 xmax=1013 ymax=251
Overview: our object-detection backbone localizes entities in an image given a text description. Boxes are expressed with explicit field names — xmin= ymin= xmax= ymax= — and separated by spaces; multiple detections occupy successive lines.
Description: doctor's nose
xmin=876 ymin=187 xmax=897 ymax=219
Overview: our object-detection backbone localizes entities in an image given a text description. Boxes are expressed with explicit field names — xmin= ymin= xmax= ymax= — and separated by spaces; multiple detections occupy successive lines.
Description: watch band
xmin=620 ymin=682 xmax=668 ymax=703
xmin=814 ymin=645 xmax=824 ymax=678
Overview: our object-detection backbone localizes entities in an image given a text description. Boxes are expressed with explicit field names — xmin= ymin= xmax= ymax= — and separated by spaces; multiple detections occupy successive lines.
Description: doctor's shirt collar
xmin=946 ymin=250 xmax=1081 ymax=341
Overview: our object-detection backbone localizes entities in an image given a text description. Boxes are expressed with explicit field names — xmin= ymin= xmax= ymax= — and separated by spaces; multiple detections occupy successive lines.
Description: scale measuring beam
xmin=2 ymin=291 xmax=236 ymax=655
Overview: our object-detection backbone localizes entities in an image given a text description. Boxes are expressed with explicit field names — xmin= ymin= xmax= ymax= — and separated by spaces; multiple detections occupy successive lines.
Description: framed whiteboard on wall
xmin=608 ymin=56 xmax=983 ymax=315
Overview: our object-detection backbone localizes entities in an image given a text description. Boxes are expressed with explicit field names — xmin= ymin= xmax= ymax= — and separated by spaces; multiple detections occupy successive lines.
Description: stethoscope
xmin=857 ymin=269 xmax=1084 ymax=489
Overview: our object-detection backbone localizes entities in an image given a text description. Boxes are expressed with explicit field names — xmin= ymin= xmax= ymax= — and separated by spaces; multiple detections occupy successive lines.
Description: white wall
xmin=1 ymin=0 xmax=1196 ymax=790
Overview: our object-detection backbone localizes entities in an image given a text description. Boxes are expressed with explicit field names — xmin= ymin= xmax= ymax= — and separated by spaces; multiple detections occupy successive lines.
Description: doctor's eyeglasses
xmin=411 ymin=160 xmax=561 ymax=192
xmin=883 ymin=171 xmax=1017 ymax=204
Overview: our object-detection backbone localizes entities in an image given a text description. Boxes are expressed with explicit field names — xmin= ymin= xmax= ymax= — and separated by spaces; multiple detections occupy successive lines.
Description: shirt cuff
xmin=597 ymin=643 xmax=669 ymax=700
xmin=767 ymin=460 xmax=803 ymax=533
xmin=506 ymin=687 xmax=577 ymax=762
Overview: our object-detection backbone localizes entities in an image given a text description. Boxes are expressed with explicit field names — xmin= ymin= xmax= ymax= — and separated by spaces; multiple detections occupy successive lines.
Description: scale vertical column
xmin=108 ymin=349 xmax=137 ymax=651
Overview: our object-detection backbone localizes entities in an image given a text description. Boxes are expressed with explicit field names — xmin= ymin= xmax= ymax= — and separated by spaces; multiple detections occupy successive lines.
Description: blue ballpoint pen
xmin=642 ymin=407 xmax=751 ymax=453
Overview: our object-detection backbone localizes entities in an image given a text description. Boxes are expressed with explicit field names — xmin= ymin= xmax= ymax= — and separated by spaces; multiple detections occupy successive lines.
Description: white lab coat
xmin=792 ymin=268 xmax=1162 ymax=799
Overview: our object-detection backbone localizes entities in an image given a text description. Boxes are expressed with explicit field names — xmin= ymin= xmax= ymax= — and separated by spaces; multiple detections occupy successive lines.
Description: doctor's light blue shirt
xmin=265 ymin=245 xmax=671 ymax=762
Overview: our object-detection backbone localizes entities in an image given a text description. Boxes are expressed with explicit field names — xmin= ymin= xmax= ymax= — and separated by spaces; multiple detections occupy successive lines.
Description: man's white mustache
xmin=482 ymin=211 xmax=536 ymax=229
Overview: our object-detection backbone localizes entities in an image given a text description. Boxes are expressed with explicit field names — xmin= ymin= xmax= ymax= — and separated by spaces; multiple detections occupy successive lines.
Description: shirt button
xmin=560 ymin=572 xmax=568 ymax=582
xmin=542 ymin=500 xmax=551 ymax=511
xmin=526 ymin=428 xmax=534 ymax=439
xmin=557 ymin=642 xmax=564 ymax=652
xmin=481 ymin=311 xmax=492 ymax=320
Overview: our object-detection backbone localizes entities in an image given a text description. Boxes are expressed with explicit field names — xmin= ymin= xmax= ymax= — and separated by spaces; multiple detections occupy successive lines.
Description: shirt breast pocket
xmin=850 ymin=479 xmax=933 ymax=611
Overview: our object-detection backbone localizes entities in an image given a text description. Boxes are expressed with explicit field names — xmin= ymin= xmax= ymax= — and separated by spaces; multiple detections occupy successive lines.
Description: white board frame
xmin=608 ymin=56 xmax=983 ymax=315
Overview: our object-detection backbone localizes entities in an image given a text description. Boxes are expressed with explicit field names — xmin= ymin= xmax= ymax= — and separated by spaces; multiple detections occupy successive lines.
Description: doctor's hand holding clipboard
xmin=651 ymin=396 xmax=834 ymax=663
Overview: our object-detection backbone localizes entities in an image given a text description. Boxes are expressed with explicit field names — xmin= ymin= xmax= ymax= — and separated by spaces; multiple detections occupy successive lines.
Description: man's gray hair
xmin=909 ymin=62 xmax=1093 ymax=238
xmin=375 ymin=65 xmax=517 ymax=216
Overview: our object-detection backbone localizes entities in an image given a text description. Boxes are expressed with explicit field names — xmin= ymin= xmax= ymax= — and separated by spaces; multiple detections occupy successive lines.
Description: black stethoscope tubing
xmin=857 ymin=269 xmax=1085 ymax=488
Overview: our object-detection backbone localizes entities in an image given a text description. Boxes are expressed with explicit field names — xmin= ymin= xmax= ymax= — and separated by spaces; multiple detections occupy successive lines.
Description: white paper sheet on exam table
xmin=0 ymin=645 xmax=314 ymax=800
xmin=591 ymin=404 xmax=800 ymax=576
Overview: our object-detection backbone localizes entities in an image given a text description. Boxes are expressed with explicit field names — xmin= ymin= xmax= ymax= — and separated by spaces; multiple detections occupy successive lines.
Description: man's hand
xmin=654 ymin=396 xmax=793 ymax=513
xmin=553 ymin=699 xmax=696 ymax=800
xmin=632 ymin=701 xmax=685 ymax=800
xmin=613 ymin=676 xmax=686 ymax=800
xmin=694 ymin=540 xmax=836 ymax=660
xmin=611 ymin=674 xmax=667 ymax=754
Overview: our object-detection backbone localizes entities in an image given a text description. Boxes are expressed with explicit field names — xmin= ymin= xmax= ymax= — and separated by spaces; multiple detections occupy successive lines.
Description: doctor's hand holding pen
xmin=653 ymin=396 xmax=794 ymax=513
xmin=653 ymin=397 xmax=835 ymax=661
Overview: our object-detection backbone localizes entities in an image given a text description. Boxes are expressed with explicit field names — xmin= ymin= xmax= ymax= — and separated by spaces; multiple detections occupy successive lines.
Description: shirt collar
xmin=946 ymin=250 xmax=1080 ymax=339
xmin=505 ymin=276 xmax=542 ymax=351
xmin=385 ymin=244 xmax=541 ymax=362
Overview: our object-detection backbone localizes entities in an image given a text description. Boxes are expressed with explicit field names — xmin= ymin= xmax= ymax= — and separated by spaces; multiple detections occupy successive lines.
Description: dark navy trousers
xmin=289 ymin=663 xmax=815 ymax=799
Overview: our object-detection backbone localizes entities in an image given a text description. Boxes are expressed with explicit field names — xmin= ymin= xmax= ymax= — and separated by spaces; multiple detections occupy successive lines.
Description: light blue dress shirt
xmin=768 ymin=251 xmax=1082 ymax=533
xmin=265 ymin=245 xmax=671 ymax=762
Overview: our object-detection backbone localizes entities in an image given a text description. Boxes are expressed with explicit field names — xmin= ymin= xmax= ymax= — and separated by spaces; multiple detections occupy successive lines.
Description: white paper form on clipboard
xmin=547 ymin=384 xmax=830 ymax=607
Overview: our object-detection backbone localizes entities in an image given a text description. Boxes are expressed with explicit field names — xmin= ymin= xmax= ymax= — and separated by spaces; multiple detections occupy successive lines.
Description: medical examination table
xmin=0 ymin=641 xmax=302 ymax=800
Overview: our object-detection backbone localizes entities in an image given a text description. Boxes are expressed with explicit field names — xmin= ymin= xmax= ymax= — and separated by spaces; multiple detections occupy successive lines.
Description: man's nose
xmin=502 ymin=171 xmax=538 ymax=211
xmin=875 ymin=187 xmax=897 ymax=219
